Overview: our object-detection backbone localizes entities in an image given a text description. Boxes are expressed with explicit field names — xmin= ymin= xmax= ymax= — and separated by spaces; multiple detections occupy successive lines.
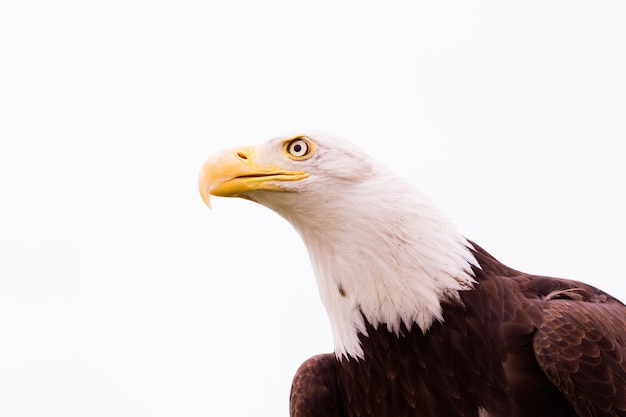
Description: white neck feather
xmin=257 ymin=162 xmax=477 ymax=359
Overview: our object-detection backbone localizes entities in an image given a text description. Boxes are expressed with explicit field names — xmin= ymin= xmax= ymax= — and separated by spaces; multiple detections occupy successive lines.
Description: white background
xmin=1 ymin=1 xmax=625 ymax=416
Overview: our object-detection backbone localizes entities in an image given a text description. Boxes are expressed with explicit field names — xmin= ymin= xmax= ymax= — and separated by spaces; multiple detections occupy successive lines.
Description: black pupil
xmin=293 ymin=143 xmax=302 ymax=153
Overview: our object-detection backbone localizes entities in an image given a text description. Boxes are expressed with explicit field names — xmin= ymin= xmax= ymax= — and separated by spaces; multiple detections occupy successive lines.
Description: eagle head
xmin=199 ymin=134 xmax=477 ymax=359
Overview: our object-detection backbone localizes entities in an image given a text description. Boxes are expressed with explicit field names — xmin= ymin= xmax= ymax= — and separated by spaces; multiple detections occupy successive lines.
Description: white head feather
xmin=235 ymin=134 xmax=477 ymax=359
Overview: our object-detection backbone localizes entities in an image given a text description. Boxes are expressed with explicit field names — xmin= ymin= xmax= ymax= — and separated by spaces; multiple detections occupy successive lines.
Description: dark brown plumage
xmin=290 ymin=243 xmax=626 ymax=417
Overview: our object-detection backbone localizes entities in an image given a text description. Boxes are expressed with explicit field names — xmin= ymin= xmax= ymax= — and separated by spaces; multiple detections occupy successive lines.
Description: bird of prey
xmin=198 ymin=134 xmax=626 ymax=417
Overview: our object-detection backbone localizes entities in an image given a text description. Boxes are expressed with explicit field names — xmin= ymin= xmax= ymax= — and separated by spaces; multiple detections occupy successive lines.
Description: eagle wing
xmin=290 ymin=354 xmax=346 ymax=417
xmin=533 ymin=295 xmax=626 ymax=416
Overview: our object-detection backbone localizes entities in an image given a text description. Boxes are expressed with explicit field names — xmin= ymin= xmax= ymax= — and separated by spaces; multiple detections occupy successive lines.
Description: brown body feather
xmin=290 ymin=242 xmax=626 ymax=417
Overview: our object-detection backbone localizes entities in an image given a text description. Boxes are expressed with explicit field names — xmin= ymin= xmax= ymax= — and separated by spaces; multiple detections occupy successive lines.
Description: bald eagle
xmin=198 ymin=134 xmax=626 ymax=417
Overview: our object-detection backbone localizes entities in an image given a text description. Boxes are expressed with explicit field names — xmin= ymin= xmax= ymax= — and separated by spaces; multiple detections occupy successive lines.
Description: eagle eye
xmin=285 ymin=137 xmax=313 ymax=160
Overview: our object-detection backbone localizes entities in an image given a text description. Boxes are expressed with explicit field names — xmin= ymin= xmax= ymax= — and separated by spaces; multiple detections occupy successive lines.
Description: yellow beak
xmin=198 ymin=146 xmax=308 ymax=208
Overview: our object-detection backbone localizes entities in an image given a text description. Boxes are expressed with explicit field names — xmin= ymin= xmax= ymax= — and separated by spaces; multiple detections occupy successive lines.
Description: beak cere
xmin=198 ymin=146 xmax=308 ymax=208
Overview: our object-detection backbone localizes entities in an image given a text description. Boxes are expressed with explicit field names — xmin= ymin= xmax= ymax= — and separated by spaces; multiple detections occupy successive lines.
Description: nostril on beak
xmin=237 ymin=152 xmax=248 ymax=160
